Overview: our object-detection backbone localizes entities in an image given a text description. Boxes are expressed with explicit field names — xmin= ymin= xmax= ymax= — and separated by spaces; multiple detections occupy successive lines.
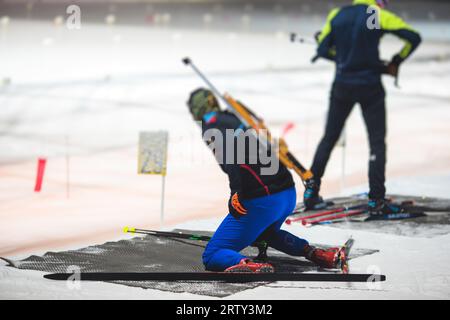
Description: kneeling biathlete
xmin=187 ymin=88 xmax=340 ymax=273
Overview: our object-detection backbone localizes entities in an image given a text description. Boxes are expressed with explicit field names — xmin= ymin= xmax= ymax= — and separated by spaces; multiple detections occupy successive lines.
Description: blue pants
xmin=202 ymin=187 xmax=309 ymax=271
xmin=311 ymin=81 xmax=386 ymax=199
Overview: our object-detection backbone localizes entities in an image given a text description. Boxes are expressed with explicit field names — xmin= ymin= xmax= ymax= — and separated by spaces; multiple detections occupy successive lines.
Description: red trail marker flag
xmin=34 ymin=157 xmax=47 ymax=192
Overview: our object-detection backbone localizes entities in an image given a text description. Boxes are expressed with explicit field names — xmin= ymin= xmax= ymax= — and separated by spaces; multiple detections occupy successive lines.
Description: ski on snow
xmin=44 ymin=271 xmax=385 ymax=283
xmin=286 ymin=204 xmax=368 ymax=225
xmin=287 ymin=199 xmax=426 ymax=226
xmin=345 ymin=211 xmax=426 ymax=223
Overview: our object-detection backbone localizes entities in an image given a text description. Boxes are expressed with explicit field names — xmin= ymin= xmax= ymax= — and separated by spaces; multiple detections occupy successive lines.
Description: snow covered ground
xmin=2 ymin=208 xmax=449 ymax=300
xmin=1 ymin=17 xmax=450 ymax=299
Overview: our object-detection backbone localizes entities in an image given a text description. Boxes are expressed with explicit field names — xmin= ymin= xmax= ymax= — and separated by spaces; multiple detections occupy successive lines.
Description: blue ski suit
xmin=200 ymin=110 xmax=308 ymax=271
xmin=310 ymin=0 xmax=421 ymax=200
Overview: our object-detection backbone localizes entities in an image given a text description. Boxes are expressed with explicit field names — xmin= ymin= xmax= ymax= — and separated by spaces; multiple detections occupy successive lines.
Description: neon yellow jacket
xmin=316 ymin=0 xmax=421 ymax=84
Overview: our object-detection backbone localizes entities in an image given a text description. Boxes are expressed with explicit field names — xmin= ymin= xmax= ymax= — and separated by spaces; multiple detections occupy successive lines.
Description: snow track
xmin=1 ymin=18 xmax=450 ymax=299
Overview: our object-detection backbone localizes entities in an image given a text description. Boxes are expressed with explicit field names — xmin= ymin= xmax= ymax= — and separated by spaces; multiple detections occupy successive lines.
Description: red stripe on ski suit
xmin=239 ymin=164 xmax=270 ymax=196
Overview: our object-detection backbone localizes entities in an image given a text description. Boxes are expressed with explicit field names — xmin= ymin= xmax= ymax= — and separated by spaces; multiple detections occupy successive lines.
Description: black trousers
xmin=311 ymin=81 xmax=386 ymax=200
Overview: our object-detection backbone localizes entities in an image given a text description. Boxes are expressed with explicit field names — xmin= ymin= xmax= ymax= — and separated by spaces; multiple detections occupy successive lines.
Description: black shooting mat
xmin=2 ymin=230 xmax=378 ymax=297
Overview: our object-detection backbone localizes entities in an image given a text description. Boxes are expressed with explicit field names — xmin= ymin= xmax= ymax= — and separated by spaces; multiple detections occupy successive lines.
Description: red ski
xmin=286 ymin=204 xmax=367 ymax=225
xmin=301 ymin=209 xmax=366 ymax=227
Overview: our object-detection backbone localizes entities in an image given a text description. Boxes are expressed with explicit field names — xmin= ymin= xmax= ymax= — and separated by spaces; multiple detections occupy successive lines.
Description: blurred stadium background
xmin=1 ymin=0 xmax=449 ymax=256
xmin=1 ymin=0 xmax=449 ymax=32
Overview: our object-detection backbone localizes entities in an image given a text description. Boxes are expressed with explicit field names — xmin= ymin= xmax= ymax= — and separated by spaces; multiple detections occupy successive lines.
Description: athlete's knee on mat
xmin=202 ymin=241 xmax=217 ymax=268
xmin=202 ymin=247 xmax=244 ymax=271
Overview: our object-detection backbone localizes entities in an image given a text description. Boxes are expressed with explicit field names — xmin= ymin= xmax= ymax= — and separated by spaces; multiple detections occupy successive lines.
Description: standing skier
xmin=304 ymin=0 xmax=421 ymax=215
xmin=187 ymin=88 xmax=341 ymax=273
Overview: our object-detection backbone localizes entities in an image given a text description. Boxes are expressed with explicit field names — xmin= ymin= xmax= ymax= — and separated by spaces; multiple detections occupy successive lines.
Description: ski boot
xmin=368 ymin=198 xmax=405 ymax=216
xmin=224 ymin=258 xmax=275 ymax=273
xmin=303 ymin=178 xmax=325 ymax=210
xmin=304 ymin=245 xmax=340 ymax=269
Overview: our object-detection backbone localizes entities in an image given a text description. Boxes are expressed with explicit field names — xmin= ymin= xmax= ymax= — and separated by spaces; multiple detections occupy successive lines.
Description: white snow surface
xmin=1 ymin=19 xmax=450 ymax=299
xmin=1 ymin=215 xmax=450 ymax=300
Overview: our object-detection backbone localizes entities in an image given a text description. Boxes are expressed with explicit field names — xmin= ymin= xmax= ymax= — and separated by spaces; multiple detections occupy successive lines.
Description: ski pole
xmin=124 ymin=227 xmax=212 ymax=241
xmin=124 ymin=226 xmax=269 ymax=259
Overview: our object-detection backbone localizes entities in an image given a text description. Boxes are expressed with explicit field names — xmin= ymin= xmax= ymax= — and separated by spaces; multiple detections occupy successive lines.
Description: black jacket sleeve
xmin=202 ymin=112 xmax=243 ymax=195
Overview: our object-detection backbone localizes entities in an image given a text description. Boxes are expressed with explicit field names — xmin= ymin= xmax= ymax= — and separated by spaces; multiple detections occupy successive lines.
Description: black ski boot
xmin=303 ymin=178 xmax=324 ymax=210
xmin=368 ymin=198 xmax=405 ymax=216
